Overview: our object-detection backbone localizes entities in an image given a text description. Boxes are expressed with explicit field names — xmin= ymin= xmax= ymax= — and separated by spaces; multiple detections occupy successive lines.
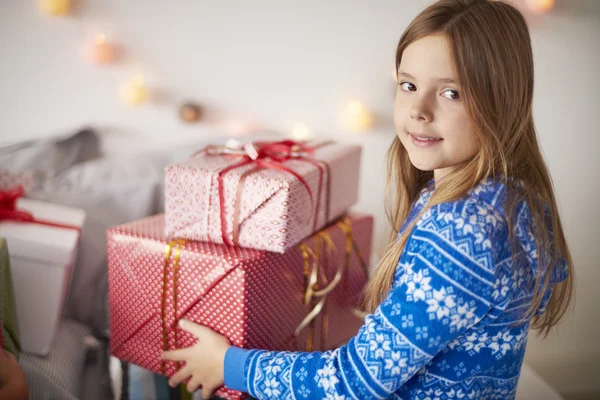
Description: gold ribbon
xmin=295 ymin=217 xmax=370 ymax=351
xmin=161 ymin=239 xmax=186 ymax=374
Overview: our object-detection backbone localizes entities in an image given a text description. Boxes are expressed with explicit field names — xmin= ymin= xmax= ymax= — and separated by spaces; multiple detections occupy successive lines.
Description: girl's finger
xmin=2 ymin=350 xmax=17 ymax=365
xmin=186 ymin=375 xmax=203 ymax=393
xmin=178 ymin=319 xmax=210 ymax=338
xmin=162 ymin=348 xmax=189 ymax=361
xmin=168 ymin=366 xmax=192 ymax=387
xmin=202 ymin=383 xmax=219 ymax=400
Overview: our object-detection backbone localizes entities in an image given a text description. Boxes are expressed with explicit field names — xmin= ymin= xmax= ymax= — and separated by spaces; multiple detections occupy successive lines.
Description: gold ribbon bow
xmin=295 ymin=217 xmax=370 ymax=351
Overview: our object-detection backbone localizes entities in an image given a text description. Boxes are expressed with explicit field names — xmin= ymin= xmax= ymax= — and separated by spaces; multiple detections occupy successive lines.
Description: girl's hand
xmin=0 ymin=350 xmax=28 ymax=400
xmin=161 ymin=319 xmax=231 ymax=398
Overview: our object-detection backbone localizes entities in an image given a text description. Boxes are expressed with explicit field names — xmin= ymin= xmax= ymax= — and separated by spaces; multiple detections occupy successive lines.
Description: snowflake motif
xmin=298 ymin=385 xmax=311 ymax=398
xmin=512 ymin=266 xmax=529 ymax=291
xmin=390 ymin=302 xmax=402 ymax=316
xmin=492 ymin=275 xmax=512 ymax=301
xmin=365 ymin=316 xmax=378 ymax=335
xmin=450 ymin=302 xmax=477 ymax=330
xmin=401 ymin=314 xmax=414 ymax=329
xmin=401 ymin=260 xmax=416 ymax=275
xmin=423 ymin=388 xmax=444 ymax=400
xmin=477 ymin=205 xmax=499 ymax=228
xmin=426 ymin=287 xmax=457 ymax=320
xmin=463 ymin=332 xmax=489 ymax=354
xmin=406 ymin=269 xmax=432 ymax=302
xmin=316 ymin=363 xmax=340 ymax=391
xmin=454 ymin=361 xmax=467 ymax=377
xmin=474 ymin=232 xmax=491 ymax=250
xmin=425 ymin=246 xmax=436 ymax=259
xmin=369 ymin=333 xmax=392 ymax=358
xmin=265 ymin=359 xmax=283 ymax=375
xmin=489 ymin=330 xmax=514 ymax=356
xmin=446 ymin=388 xmax=467 ymax=398
xmin=447 ymin=339 xmax=460 ymax=351
xmin=454 ymin=217 xmax=475 ymax=236
xmin=384 ymin=351 xmax=406 ymax=376
xmin=441 ymin=212 xmax=454 ymax=223
xmin=408 ymin=240 xmax=419 ymax=252
xmin=398 ymin=261 xmax=416 ymax=284
xmin=511 ymin=331 xmax=527 ymax=353
xmin=438 ymin=359 xmax=451 ymax=371
xmin=295 ymin=367 xmax=308 ymax=381
xmin=469 ymin=214 xmax=479 ymax=226
xmin=264 ymin=378 xmax=281 ymax=397
xmin=428 ymin=335 xmax=442 ymax=348
xmin=416 ymin=326 xmax=429 ymax=340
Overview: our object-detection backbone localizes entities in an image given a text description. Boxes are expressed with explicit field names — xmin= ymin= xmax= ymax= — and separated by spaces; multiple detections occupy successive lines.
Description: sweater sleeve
xmin=231 ymin=201 xmax=503 ymax=400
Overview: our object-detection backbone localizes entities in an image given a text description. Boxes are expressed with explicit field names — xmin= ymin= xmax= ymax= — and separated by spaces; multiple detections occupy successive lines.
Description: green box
xmin=0 ymin=238 xmax=21 ymax=358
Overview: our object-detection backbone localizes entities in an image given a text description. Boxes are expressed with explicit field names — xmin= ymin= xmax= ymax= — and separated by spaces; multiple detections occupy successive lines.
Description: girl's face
xmin=393 ymin=34 xmax=479 ymax=181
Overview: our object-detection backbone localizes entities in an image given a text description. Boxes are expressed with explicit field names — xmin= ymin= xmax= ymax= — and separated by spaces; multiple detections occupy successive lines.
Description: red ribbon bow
xmin=0 ymin=185 xmax=80 ymax=231
xmin=0 ymin=186 xmax=36 ymax=223
xmin=252 ymin=140 xmax=315 ymax=162
xmin=199 ymin=139 xmax=332 ymax=246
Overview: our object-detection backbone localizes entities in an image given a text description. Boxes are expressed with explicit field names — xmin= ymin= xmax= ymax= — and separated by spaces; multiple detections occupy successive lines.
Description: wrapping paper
xmin=0 ymin=169 xmax=36 ymax=193
xmin=108 ymin=213 xmax=373 ymax=399
xmin=164 ymin=141 xmax=361 ymax=252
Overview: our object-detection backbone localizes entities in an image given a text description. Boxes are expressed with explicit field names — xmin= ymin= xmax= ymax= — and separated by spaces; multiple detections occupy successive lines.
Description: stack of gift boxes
xmin=107 ymin=139 xmax=374 ymax=399
xmin=0 ymin=181 xmax=93 ymax=399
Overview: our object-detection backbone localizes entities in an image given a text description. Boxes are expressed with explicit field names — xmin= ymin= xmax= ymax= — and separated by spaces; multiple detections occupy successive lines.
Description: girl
xmin=162 ymin=0 xmax=574 ymax=398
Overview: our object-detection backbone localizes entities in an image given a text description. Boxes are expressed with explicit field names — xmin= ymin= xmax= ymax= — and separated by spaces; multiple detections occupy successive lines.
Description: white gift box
xmin=0 ymin=198 xmax=85 ymax=355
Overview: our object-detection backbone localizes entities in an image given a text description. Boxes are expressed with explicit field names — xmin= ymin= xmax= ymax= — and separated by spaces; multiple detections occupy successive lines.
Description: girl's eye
xmin=400 ymin=82 xmax=416 ymax=92
xmin=441 ymin=89 xmax=460 ymax=100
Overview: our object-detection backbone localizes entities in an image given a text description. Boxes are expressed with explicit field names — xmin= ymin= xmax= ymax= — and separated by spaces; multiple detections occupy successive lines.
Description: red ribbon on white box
xmin=0 ymin=186 xmax=80 ymax=231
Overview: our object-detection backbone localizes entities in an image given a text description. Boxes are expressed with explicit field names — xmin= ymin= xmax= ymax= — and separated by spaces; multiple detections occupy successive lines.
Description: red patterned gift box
xmin=0 ymin=169 xmax=36 ymax=193
xmin=164 ymin=140 xmax=362 ymax=253
xmin=108 ymin=212 xmax=372 ymax=400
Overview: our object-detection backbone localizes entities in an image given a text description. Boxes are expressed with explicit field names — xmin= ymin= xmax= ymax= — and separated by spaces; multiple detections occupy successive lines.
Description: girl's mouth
xmin=409 ymin=132 xmax=443 ymax=147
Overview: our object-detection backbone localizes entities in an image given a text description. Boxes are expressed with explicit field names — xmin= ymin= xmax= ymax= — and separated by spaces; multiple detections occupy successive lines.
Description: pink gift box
xmin=164 ymin=140 xmax=362 ymax=253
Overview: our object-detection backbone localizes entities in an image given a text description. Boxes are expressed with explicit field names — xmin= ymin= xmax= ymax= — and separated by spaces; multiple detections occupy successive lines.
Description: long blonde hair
xmin=363 ymin=0 xmax=573 ymax=337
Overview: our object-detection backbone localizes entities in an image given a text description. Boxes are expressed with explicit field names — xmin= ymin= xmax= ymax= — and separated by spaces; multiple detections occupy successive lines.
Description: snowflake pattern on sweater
xmin=232 ymin=179 xmax=566 ymax=400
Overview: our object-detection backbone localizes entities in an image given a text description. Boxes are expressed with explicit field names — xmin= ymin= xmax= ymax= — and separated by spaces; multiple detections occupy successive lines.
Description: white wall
xmin=1 ymin=0 xmax=599 ymax=396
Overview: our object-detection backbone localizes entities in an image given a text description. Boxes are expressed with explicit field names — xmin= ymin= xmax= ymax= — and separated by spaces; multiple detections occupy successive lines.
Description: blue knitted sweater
xmin=224 ymin=179 xmax=567 ymax=399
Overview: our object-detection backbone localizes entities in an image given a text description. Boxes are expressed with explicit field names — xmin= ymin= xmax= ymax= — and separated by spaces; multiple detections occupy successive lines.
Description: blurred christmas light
xmin=39 ymin=0 xmax=71 ymax=16
xmin=86 ymin=34 xmax=117 ymax=65
xmin=342 ymin=100 xmax=374 ymax=132
xmin=525 ymin=0 xmax=555 ymax=14
xmin=291 ymin=123 xmax=310 ymax=140
xmin=179 ymin=102 xmax=203 ymax=123
xmin=120 ymin=75 xmax=149 ymax=106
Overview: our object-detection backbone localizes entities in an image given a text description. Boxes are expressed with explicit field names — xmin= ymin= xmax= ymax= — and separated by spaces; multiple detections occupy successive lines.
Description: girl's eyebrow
xmin=438 ymin=77 xmax=459 ymax=85
xmin=398 ymin=70 xmax=459 ymax=85
xmin=398 ymin=71 xmax=416 ymax=80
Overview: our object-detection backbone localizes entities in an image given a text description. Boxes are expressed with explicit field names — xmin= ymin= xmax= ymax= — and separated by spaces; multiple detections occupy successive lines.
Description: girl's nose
xmin=410 ymin=98 xmax=433 ymax=122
